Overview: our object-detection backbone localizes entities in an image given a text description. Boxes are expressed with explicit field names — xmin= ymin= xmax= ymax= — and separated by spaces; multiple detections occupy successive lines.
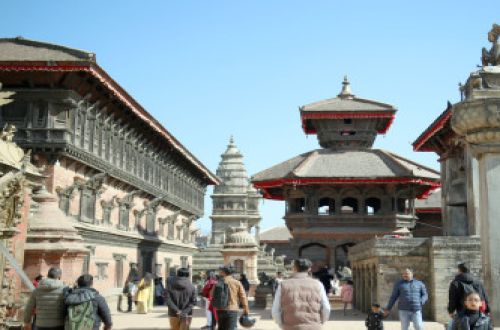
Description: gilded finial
xmin=338 ymin=75 xmax=354 ymax=98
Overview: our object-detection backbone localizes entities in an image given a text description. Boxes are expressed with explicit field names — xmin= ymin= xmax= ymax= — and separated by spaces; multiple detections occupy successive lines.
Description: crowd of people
xmin=24 ymin=261 xmax=492 ymax=330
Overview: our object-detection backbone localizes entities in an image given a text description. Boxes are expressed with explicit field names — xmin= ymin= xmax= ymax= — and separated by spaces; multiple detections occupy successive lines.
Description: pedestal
xmin=452 ymin=91 xmax=500 ymax=323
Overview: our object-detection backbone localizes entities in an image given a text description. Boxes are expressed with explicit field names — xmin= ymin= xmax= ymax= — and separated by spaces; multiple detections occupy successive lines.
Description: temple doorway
xmin=299 ymin=243 xmax=329 ymax=272
xmin=335 ymin=243 xmax=356 ymax=270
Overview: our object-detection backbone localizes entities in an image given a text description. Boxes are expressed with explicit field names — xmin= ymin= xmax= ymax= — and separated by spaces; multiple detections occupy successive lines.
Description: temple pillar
xmin=451 ymin=53 xmax=500 ymax=322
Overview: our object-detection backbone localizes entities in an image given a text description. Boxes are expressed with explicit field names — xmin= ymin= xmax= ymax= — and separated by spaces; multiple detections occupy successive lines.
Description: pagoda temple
xmin=252 ymin=77 xmax=440 ymax=270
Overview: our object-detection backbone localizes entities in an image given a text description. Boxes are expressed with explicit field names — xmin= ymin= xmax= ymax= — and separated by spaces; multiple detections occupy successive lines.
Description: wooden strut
xmin=0 ymin=242 xmax=35 ymax=292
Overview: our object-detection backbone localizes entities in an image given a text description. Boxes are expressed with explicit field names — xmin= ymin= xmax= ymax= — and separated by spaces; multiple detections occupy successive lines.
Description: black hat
xmin=219 ymin=265 xmax=233 ymax=274
xmin=458 ymin=263 xmax=469 ymax=273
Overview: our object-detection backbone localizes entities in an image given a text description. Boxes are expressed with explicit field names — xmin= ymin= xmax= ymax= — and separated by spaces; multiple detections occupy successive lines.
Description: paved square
xmin=111 ymin=305 xmax=447 ymax=330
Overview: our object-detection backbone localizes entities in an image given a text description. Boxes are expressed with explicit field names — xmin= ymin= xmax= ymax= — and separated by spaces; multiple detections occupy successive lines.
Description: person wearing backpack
xmin=24 ymin=267 xmax=67 ymax=330
xmin=165 ymin=268 xmax=197 ymax=330
xmin=448 ymin=263 xmax=490 ymax=330
xmin=64 ymin=274 xmax=112 ymax=330
xmin=210 ymin=266 xmax=250 ymax=330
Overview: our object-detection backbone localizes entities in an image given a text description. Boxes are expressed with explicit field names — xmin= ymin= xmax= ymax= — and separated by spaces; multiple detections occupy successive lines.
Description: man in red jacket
xmin=201 ymin=272 xmax=218 ymax=330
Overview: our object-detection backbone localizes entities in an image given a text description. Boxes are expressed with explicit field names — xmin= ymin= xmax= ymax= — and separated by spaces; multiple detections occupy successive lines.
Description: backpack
xmin=65 ymin=289 xmax=96 ymax=330
xmin=212 ymin=279 xmax=229 ymax=309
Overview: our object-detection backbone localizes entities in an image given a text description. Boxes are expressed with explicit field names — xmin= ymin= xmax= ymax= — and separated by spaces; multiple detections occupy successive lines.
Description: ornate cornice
xmin=452 ymin=98 xmax=500 ymax=145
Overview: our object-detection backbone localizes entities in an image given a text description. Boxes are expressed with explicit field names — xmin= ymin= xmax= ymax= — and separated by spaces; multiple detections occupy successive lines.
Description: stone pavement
xmin=111 ymin=305 xmax=447 ymax=330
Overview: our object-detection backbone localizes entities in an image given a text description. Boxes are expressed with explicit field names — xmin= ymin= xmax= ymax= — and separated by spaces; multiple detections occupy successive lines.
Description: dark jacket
xmin=365 ymin=311 xmax=384 ymax=330
xmin=240 ymin=277 xmax=250 ymax=293
xmin=64 ymin=287 xmax=112 ymax=330
xmin=448 ymin=273 xmax=490 ymax=314
xmin=165 ymin=277 xmax=196 ymax=317
xmin=24 ymin=278 xmax=66 ymax=327
xmin=387 ymin=279 xmax=428 ymax=312
xmin=452 ymin=310 xmax=493 ymax=330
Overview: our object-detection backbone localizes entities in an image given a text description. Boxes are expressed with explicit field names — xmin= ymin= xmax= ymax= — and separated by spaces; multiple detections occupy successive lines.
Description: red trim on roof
xmin=413 ymin=109 xmax=452 ymax=152
xmin=416 ymin=208 xmax=441 ymax=214
xmin=0 ymin=63 xmax=219 ymax=185
xmin=256 ymin=178 xmax=441 ymax=200
xmin=301 ymin=112 xmax=395 ymax=135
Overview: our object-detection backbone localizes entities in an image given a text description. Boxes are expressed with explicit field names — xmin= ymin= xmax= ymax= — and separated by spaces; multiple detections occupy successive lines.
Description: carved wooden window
xmin=95 ymin=262 xmax=108 ymax=280
xmin=146 ymin=211 xmax=155 ymax=234
xmin=234 ymin=259 xmax=244 ymax=274
xmin=33 ymin=102 xmax=48 ymax=128
xmin=365 ymin=197 xmax=381 ymax=215
xmin=341 ymin=197 xmax=359 ymax=214
xmin=113 ymin=254 xmax=126 ymax=287
xmin=1 ymin=101 xmax=28 ymax=123
xmin=82 ymin=254 xmax=90 ymax=274
xmin=118 ymin=205 xmax=129 ymax=230
xmin=80 ymin=188 xmax=96 ymax=223
xmin=180 ymin=256 xmax=188 ymax=268
xmin=318 ymin=197 xmax=335 ymax=215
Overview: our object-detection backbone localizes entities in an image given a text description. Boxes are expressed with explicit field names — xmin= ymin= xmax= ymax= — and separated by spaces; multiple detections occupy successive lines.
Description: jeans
xmin=399 ymin=310 xmax=423 ymax=330
xmin=217 ymin=310 xmax=238 ymax=330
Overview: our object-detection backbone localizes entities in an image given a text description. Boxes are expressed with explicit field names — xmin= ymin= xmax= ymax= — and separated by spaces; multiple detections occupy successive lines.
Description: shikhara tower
xmin=252 ymin=77 xmax=440 ymax=270
xmin=211 ymin=136 xmax=261 ymax=245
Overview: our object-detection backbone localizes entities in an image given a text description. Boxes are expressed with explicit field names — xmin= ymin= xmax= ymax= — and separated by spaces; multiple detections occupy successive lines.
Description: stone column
xmin=452 ymin=67 xmax=500 ymax=323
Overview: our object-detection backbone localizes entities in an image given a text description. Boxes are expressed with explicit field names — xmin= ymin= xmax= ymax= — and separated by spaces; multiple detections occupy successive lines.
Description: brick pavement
xmin=111 ymin=305 xmax=447 ymax=330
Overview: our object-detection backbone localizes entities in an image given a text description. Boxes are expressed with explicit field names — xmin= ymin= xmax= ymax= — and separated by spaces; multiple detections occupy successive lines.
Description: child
xmin=340 ymin=280 xmax=354 ymax=315
xmin=365 ymin=303 xmax=384 ymax=330
xmin=452 ymin=291 xmax=492 ymax=330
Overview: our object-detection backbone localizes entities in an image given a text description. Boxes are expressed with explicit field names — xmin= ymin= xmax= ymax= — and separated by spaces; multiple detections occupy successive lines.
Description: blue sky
xmin=2 ymin=1 xmax=497 ymax=233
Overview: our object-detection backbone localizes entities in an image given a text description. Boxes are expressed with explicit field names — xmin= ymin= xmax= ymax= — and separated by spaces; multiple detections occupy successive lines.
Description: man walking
xmin=211 ymin=266 xmax=249 ymax=330
xmin=24 ymin=267 xmax=66 ymax=330
xmin=272 ymin=259 xmax=331 ymax=330
xmin=447 ymin=263 xmax=489 ymax=329
xmin=64 ymin=274 xmax=113 ymax=330
xmin=384 ymin=268 xmax=428 ymax=330
xmin=165 ymin=268 xmax=197 ymax=330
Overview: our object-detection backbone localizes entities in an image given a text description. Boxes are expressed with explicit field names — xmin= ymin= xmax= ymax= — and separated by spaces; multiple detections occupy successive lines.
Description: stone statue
xmin=482 ymin=23 xmax=500 ymax=66
xmin=0 ymin=124 xmax=16 ymax=142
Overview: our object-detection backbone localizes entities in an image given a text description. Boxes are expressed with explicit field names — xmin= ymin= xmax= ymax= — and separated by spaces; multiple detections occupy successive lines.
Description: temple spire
xmin=338 ymin=75 xmax=354 ymax=99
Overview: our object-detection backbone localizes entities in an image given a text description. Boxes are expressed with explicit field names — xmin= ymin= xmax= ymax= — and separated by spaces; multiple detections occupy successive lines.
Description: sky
xmin=1 ymin=1 xmax=497 ymax=234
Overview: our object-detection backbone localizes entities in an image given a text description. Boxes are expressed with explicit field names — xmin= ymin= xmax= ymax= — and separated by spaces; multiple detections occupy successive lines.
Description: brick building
xmin=0 ymin=38 xmax=218 ymax=297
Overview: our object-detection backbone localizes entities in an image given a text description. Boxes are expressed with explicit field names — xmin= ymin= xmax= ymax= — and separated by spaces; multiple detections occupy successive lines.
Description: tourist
xmin=122 ymin=278 xmax=138 ymax=312
xmin=272 ymin=259 xmax=330 ymax=330
xmin=365 ymin=303 xmax=385 ymax=330
xmin=384 ymin=268 xmax=428 ymax=330
xmin=135 ymin=273 xmax=154 ymax=314
xmin=32 ymin=275 xmax=43 ymax=288
xmin=340 ymin=280 xmax=354 ymax=315
xmin=315 ymin=266 xmax=334 ymax=295
xmin=451 ymin=291 xmax=493 ymax=330
xmin=201 ymin=272 xmax=218 ymax=330
xmin=239 ymin=273 xmax=250 ymax=295
xmin=64 ymin=274 xmax=113 ymax=330
xmin=448 ymin=263 xmax=489 ymax=318
xmin=272 ymin=271 xmax=284 ymax=297
xmin=154 ymin=277 xmax=165 ymax=306
xmin=452 ymin=292 xmax=493 ymax=330
xmin=165 ymin=268 xmax=196 ymax=330
xmin=211 ymin=266 xmax=250 ymax=330
xmin=23 ymin=267 xmax=66 ymax=330
xmin=331 ymin=275 xmax=340 ymax=296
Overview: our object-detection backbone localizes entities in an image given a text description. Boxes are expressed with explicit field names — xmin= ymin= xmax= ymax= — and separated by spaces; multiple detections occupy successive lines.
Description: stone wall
xmin=427 ymin=236 xmax=481 ymax=323
xmin=349 ymin=236 xmax=481 ymax=323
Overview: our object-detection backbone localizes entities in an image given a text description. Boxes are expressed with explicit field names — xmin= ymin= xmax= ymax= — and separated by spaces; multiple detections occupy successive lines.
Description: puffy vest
xmin=280 ymin=272 xmax=323 ymax=330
